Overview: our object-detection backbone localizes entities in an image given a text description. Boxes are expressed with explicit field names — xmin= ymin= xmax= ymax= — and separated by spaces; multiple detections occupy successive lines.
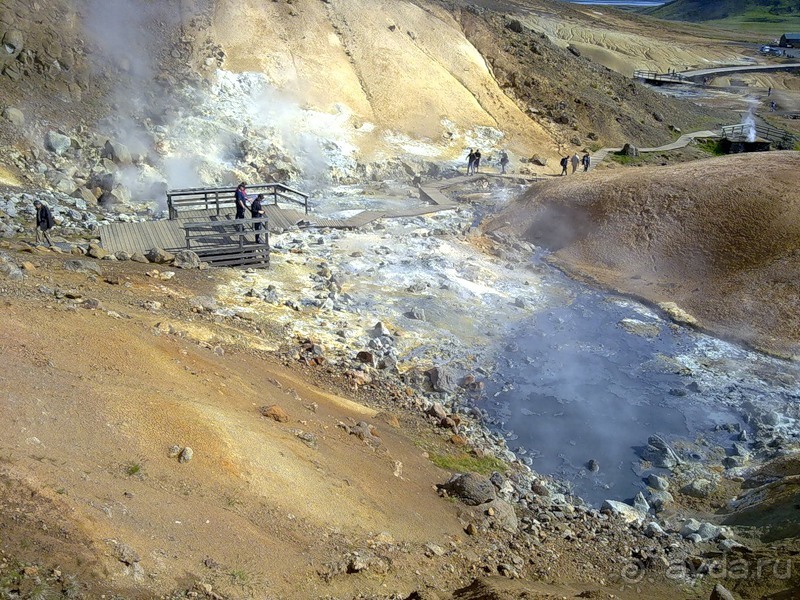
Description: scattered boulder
xmin=408 ymin=307 xmax=426 ymax=321
xmin=427 ymin=365 xmax=456 ymax=393
xmin=682 ymin=478 xmax=715 ymax=499
xmin=145 ymin=247 xmax=174 ymax=264
xmin=438 ymin=472 xmax=497 ymax=506
xmin=178 ymin=447 xmax=193 ymax=463
xmin=620 ymin=143 xmax=639 ymax=157
xmin=586 ymin=459 xmax=600 ymax=472
xmin=260 ymin=404 xmax=289 ymax=423
xmin=372 ymin=321 xmax=391 ymax=337
xmin=130 ymin=251 xmax=149 ymax=264
xmin=87 ymin=243 xmax=107 ymax=259
xmin=173 ymin=250 xmax=201 ymax=269
xmin=642 ymin=435 xmax=680 ymax=469
xmin=658 ymin=301 xmax=699 ymax=327
xmin=189 ymin=295 xmax=217 ymax=313
xmin=483 ymin=498 xmax=518 ymax=533
xmin=103 ymin=140 xmax=132 ymax=165
xmin=567 ymin=44 xmax=581 ymax=57
xmin=710 ymin=584 xmax=735 ymax=600
xmin=505 ymin=19 xmax=524 ymax=33
xmin=601 ymin=499 xmax=645 ymax=523
xmin=3 ymin=107 xmax=24 ymax=127
xmin=647 ymin=473 xmax=669 ymax=491
xmin=63 ymin=259 xmax=102 ymax=275
xmin=427 ymin=402 xmax=448 ymax=421
xmin=0 ymin=252 xmax=23 ymax=280
xmin=644 ymin=522 xmax=665 ymax=537
xmin=45 ymin=131 xmax=71 ymax=155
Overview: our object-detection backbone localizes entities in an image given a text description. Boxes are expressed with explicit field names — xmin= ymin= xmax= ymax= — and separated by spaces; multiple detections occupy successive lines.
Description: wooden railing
xmin=182 ymin=216 xmax=270 ymax=268
xmin=167 ymin=183 xmax=310 ymax=220
xmin=721 ymin=123 xmax=797 ymax=147
xmin=633 ymin=70 xmax=686 ymax=83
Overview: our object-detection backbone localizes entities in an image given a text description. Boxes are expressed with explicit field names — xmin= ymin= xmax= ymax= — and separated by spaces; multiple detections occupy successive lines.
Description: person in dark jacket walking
xmin=467 ymin=149 xmax=476 ymax=175
xmin=234 ymin=182 xmax=249 ymax=231
xmin=473 ymin=149 xmax=482 ymax=174
xmin=33 ymin=199 xmax=55 ymax=246
xmin=499 ymin=150 xmax=509 ymax=174
xmin=560 ymin=156 xmax=569 ymax=176
xmin=250 ymin=193 xmax=265 ymax=243
xmin=581 ymin=153 xmax=591 ymax=172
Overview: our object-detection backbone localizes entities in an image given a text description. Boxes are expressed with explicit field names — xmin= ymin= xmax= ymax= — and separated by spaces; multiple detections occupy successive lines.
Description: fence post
xmin=215 ymin=191 xmax=220 ymax=216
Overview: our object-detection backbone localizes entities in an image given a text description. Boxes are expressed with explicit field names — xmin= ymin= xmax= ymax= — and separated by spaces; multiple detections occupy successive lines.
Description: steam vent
xmin=1 ymin=0 xmax=800 ymax=598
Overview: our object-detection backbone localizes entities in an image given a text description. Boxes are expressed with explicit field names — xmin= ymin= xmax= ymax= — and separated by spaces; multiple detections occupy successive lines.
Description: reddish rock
xmin=260 ymin=404 xmax=289 ymax=423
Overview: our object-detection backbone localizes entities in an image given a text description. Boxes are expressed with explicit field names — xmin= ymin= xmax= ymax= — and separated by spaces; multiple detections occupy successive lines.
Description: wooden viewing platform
xmin=182 ymin=216 xmax=270 ymax=268
xmin=167 ymin=183 xmax=310 ymax=219
xmin=721 ymin=123 xmax=797 ymax=147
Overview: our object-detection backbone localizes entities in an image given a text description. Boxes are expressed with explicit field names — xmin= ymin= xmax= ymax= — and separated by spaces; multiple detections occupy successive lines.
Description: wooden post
xmin=273 ymin=186 xmax=278 ymax=206
xmin=215 ymin=191 xmax=220 ymax=216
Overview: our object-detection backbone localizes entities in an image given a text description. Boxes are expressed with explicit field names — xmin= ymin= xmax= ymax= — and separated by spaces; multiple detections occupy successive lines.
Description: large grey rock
xmin=173 ymin=250 xmax=201 ymax=269
xmin=697 ymin=522 xmax=722 ymax=541
xmin=601 ymin=499 xmax=645 ymax=524
xmin=484 ymin=498 xmax=518 ymax=533
xmin=642 ymin=435 xmax=681 ymax=469
xmin=145 ymin=247 xmax=174 ymax=264
xmin=103 ymin=140 xmax=132 ymax=165
xmin=646 ymin=488 xmax=674 ymax=512
xmin=680 ymin=518 xmax=702 ymax=538
xmin=682 ymin=478 xmax=715 ymax=499
xmin=63 ymin=259 xmax=102 ymax=275
xmin=3 ymin=107 xmax=24 ymax=127
xmin=427 ymin=365 xmax=457 ymax=393
xmin=620 ymin=143 xmax=639 ymax=157
xmin=45 ymin=131 xmax=72 ymax=155
xmin=647 ymin=473 xmax=669 ymax=491
xmin=0 ymin=252 xmax=23 ymax=280
xmin=439 ymin=473 xmax=497 ymax=506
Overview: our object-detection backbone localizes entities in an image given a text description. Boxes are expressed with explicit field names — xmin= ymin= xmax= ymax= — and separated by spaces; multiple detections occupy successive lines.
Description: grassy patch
xmin=429 ymin=452 xmax=508 ymax=475
xmin=697 ymin=139 xmax=727 ymax=155
xmin=610 ymin=153 xmax=644 ymax=165
xmin=124 ymin=462 xmax=143 ymax=477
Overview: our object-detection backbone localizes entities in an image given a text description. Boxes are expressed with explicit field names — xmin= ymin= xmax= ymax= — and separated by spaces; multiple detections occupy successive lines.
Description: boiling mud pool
xmin=484 ymin=270 xmax=741 ymax=504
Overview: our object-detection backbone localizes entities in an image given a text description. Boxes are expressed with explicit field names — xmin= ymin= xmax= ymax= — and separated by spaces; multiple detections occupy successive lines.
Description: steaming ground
xmin=215 ymin=183 xmax=800 ymax=505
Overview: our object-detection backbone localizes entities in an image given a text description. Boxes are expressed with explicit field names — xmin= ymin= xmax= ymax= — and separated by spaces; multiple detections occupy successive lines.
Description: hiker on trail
xmin=770 ymin=100 xmax=777 ymax=112
xmin=581 ymin=153 xmax=590 ymax=172
xmin=467 ymin=149 xmax=476 ymax=175
xmin=768 ymin=87 xmax=772 ymax=97
xmin=570 ymin=153 xmax=580 ymax=174
xmin=474 ymin=149 xmax=482 ymax=174
xmin=33 ymin=199 xmax=55 ymax=247
xmin=250 ymin=193 xmax=265 ymax=244
xmin=560 ymin=156 xmax=569 ymax=176
xmin=499 ymin=150 xmax=510 ymax=174
xmin=235 ymin=182 xmax=249 ymax=230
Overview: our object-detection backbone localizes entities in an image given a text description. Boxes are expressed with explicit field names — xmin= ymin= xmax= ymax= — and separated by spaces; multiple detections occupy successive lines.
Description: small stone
xmin=680 ymin=518 xmax=702 ymax=537
xmin=644 ymin=522 xmax=665 ymax=537
xmin=586 ymin=459 xmax=599 ymax=472
xmin=450 ymin=434 xmax=468 ymax=446
xmin=130 ymin=252 xmax=149 ymax=263
xmin=408 ymin=307 xmax=426 ymax=321
xmin=260 ymin=404 xmax=289 ymax=423
xmin=63 ymin=259 xmax=101 ymax=275
xmin=178 ymin=447 xmax=193 ymax=463
xmin=465 ymin=522 xmax=478 ymax=535
xmin=87 ymin=243 xmax=107 ymax=259
xmin=167 ymin=445 xmax=181 ymax=458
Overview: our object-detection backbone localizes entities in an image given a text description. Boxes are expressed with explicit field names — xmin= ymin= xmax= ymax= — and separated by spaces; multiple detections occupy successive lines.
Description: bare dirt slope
xmin=0 ymin=257 xmax=467 ymax=598
xmin=485 ymin=151 xmax=800 ymax=357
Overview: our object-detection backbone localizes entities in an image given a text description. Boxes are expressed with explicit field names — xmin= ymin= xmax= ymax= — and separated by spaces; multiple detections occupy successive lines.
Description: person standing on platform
xmin=250 ymin=193 xmax=265 ymax=243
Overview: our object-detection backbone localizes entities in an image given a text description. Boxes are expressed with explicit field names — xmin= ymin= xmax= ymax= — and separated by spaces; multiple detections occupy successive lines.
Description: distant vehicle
xmin=760 ymin=45 xmax=785 ymax=57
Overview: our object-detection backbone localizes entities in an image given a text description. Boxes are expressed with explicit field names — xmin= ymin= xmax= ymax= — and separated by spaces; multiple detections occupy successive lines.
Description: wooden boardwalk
xmin=587 ymin=129 xmax=721 ymax=171
xmin=100 ymin=172 xmax=541 ymax=256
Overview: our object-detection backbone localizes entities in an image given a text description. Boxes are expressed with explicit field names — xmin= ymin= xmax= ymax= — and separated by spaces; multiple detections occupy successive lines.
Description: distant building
xmin=779 ymin=33 xmax=800 ymax=48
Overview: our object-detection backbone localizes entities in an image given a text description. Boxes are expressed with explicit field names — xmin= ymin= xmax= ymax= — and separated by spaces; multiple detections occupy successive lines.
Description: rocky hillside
xmin=0 ymin=0 xmax=742 ymax=212
xmin=486 ymin=151 xmax=800 ymax=357
xmin=645 ymin=0 xmax=799 ymax=23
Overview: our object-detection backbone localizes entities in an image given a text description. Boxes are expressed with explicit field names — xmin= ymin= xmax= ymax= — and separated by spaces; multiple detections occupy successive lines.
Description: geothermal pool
xmin=226 ymin=185 xmax=800 ymax=506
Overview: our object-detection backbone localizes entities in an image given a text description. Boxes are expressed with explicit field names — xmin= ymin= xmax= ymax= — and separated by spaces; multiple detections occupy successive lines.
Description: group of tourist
xmin=235 ymin=182 xmax=266 ymax=243
xmin=465 ymin=149 xmax=511 ymax=175
xmin=560 ymin=152 xmax=591 ymax=175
